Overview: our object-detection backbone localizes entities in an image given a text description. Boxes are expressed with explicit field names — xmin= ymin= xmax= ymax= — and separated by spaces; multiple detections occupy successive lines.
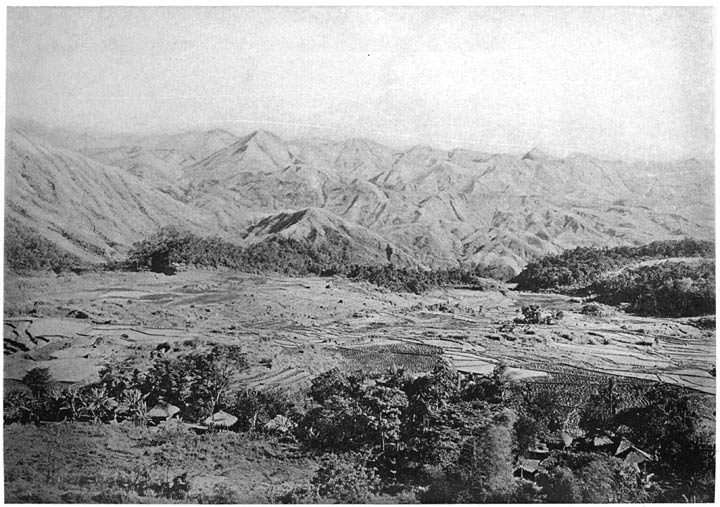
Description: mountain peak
xmin=243 ymin=129 xmax=284 ymax=145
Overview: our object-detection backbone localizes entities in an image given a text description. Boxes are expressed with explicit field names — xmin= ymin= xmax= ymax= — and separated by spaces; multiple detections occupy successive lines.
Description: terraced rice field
xmin=4 ymin=269 xmax=715 ymax=397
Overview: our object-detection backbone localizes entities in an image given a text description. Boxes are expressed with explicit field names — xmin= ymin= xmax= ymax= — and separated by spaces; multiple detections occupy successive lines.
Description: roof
xmin=204 ymin=410 xmax=238 ymax=428
xmin=515 ymin=458 xmax=541 ymax=474
xmin=623 ymin=449 xmax=654 ymax=466
xmin=148 ymin=402 xmax=180 ymax=419
xmin=613 ymin=437 xmax=653 ymax=464
xmin=614 ymin=438 xmax=635 ymax=456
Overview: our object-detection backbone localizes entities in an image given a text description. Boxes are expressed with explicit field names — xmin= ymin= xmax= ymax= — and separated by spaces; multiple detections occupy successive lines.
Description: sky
xmin=5 ymin=7 xmax=715 ymax=161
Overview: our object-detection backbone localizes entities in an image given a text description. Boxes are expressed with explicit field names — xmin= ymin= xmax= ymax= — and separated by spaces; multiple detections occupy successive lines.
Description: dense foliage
xmin=590 ymin=261 xmax=715 ymax=317
xmin=512 ymin=238 xmax=715 ymax=317
xmin=5 ymin=356 xmax=714 ymax=503
xmin=580 ymin=382 xmax=715 ymax=502
xmin=5 ymin=218 xmax=86 ymax=273
xmin=513 ymin=238 xmax=713 ymax=292
xmin=117 ymin=226 xmax=494 ymax=293
xmin=290 ymin=366 xmax=714 ymax=503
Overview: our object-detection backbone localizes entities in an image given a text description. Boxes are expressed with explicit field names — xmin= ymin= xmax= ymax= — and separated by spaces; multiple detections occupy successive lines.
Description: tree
xmin=422 ymin=407 xmax=517 ymax=503
xmin=144 ymin=345 xmax=247 ymax=422
xmin=22 ymin=367 xmax=52 ymax=398
xmin=517 ymin=388 xmax=566 ymax=440
xmin=401 ymin=365 xmax=462 ymax=467
xmin=361 ymin=384 xmax=408 ymax=453
xmin=462 ymin=363 xmax=508 ymax=404
xmin=300 ymin=372 xmax=408 ymax=459
xmin=300 ymin=393 xmax=371 ymax=452
xmin=579 ymin=380 xmax=619 ymax=434
xmin=453 ymin=410 xmax=517 ymax=502
xmin=541 ymin=452 xmax=647 ymax=503
xmin=537 ymin=466 xmax=582 ymax=503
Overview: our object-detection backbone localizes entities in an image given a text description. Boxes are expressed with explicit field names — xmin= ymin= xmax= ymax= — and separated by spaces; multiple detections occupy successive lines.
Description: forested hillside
xmin=117 ymin=226 xmax=487 ymax=293
xmin=513 ymin=239 xmax=713 ymax=291
xmin=591 ymin=261 xmax=715 ymax=317
xmin=5 ymin=218 xmax=87 ymax=273
xmin=512 ymin=239 xmax=715 ymax=317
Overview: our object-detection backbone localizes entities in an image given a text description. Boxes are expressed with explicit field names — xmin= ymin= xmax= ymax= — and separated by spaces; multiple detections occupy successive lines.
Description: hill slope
xmin=5 ymin=128 xmax=218 ymax=262
xmin=5 ymin=124 xmax=714 ymax=274
xmin=243 ymin=207 xmax=416 ymax=267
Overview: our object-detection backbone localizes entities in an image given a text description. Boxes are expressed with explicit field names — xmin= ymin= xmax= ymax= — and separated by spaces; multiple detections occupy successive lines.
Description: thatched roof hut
xmin=204 ymin=410 xmax=238 ymax=428
xmin=148 ymin=401 xmax=180 ymax=420
xmin=614 ymin=438 xmax=654 ymax=468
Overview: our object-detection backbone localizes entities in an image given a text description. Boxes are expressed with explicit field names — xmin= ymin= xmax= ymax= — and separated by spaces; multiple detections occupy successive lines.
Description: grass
xmin=4 ymin=420 xmax=316 ymax=503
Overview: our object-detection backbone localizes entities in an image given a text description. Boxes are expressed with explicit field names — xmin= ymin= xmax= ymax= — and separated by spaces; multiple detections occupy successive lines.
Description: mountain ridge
xmin=5 ymin=122 xmax=714 ymax=276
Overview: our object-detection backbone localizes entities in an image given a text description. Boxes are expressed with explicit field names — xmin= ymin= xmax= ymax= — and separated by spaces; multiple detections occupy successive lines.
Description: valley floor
xmin=4 ymin=268 xmax=715 ymax=394
xmin=3 ymin=268 xmax=716 ymax=502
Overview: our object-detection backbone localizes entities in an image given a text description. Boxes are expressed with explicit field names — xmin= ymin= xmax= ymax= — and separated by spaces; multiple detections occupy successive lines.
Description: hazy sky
xmin=6 ymin=7 xmax=714 ymax=160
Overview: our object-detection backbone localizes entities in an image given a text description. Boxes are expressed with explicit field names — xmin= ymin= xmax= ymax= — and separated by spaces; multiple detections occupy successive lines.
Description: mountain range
xmin=5 ymin=120 xmax=714 ymax=275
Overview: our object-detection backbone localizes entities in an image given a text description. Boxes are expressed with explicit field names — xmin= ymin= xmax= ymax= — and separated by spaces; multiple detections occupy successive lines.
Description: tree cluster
xmin=117 ymin=226 xmax=496 ymax=293
xmin=6 ymin=357 xmax=714 ymax=503
xmin=579 ymin=382 xmax=715 ymax=502
xmin=286 ymin=365 xmax=714 ymax=503
xmin=5 ymin=345 xmax=294 ymax=431
xmin=591 ymin=261 xmax=715 ymax=317
xmin=513 ymin=238 xmax=713 ymax=292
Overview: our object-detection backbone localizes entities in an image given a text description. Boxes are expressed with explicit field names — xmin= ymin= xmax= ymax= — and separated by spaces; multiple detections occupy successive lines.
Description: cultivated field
xmin=5 ymin=268 xmax=715 ymax=395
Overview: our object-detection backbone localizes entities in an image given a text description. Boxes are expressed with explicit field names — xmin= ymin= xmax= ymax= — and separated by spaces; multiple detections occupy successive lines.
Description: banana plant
xmin=122 ymin=388 xmax=150 ymax=426
xmin=58 ymin=387 xmax=86 ymax=421
xmin=84 ymin=386 xmax=118 ymax=423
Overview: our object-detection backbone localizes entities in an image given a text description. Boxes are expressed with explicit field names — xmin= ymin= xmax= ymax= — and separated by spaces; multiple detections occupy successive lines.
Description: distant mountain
xmin=243 ymin=207 xmax=417 ymax=267
xmin=5 ymin=122 xmax=714 ymax=275
xmin=5 ymin=128 xmax=219 ymax=262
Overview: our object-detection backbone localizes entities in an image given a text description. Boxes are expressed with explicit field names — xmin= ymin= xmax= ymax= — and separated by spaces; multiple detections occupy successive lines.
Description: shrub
xmin=229 ymin=388 xmax=297 ymax=432
xmin=581 ymin=302 xmax=611 ymax=317
xmin=4 ymin=388 xmax=38 ymax=424
xmin=192 ymin=482 xmax=243 ymax=503
xmin=314 ymin=452 xmax=382 ymax=502
xmin=518 ymin=305 xmax=564 ymax=324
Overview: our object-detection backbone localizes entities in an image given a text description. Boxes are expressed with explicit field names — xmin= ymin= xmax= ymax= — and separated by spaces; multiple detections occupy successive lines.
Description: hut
xmin=514 ymin=457 xmax=542 ymax=480
xmin=614 ymin=437 xmax=654 ymax=471
xmin=204 ymin=410 xmax=238 ymax=429
xmin=148 ymin=401 xmax=180 ymax=422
